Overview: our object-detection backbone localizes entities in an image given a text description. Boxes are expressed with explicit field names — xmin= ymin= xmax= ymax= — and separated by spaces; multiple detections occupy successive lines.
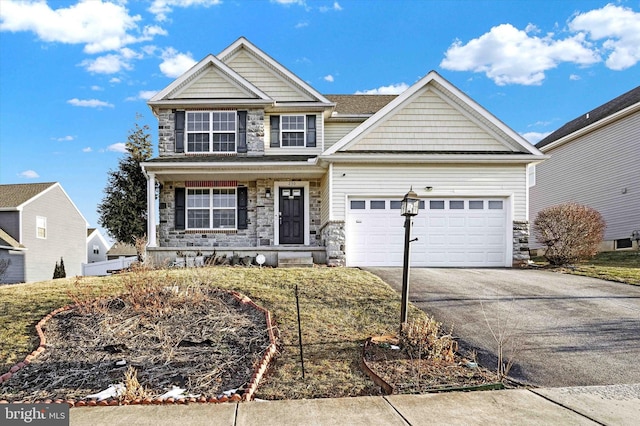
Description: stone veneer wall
xmin=156 ymin=109 xmax=265 ymax=156
xmin=159 ymin=181 xmax=258 ymax=247
xmin=321 ymin=221 xmax=346 ymax=266
xmin=512 ymin=220 xmax=531 ymax=266
xmin=158 ymin=179 xmax=323 ymax=249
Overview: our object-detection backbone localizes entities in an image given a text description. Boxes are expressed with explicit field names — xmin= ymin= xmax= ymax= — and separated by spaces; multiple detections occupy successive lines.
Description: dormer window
xmin=186 ymin=111 xmax=236 ymax=153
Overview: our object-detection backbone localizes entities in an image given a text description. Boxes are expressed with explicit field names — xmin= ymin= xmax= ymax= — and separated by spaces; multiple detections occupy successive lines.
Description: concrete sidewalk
xmin=70 ymin=384 xmax=640 ymax=426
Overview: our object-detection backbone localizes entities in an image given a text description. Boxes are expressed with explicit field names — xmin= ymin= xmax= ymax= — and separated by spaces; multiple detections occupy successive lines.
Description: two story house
xmin=0 ymin=182 xmax=88 ymax=283
xmin=143 ymin=37 xmax=544 ymax=267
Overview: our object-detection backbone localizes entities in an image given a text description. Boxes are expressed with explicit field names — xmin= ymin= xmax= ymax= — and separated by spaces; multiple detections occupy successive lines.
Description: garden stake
xmin=295 ymin=285 xmax=305 ymax=379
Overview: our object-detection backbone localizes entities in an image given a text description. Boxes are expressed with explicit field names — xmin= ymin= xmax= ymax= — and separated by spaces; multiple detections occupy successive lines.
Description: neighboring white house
xmin=0 ymin=182 xmax=88 ymax=283
xmin=87 ymin=228 xmax=110 ymax=263
xmin=530 ymin=85 xmax=640 ymax=252
xmin=142 ymin=37 xmax=545 ymax=268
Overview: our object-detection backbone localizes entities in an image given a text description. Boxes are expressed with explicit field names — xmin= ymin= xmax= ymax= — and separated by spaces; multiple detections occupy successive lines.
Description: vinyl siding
xmin=348 ymin=89 xmax=509 ymax=152
xmin=0 ymin=250 xmax=25 ymax=284
xmin=530 ymin=111 xmax=640 ymax=244
xmin=320 ymin=168 xmax=331 ymax=224
xmin=265 ymin=113 xmax=323 ymax=156
xmin=87 ymin=233 xmax=109 ymax=263
xmin=331 ymin=163 xmax=527 ymax=221
xmin=225 ymin=50 xmax=311 ymax=102
xmin=175 ymin=66 xmax=253 ymax=99
xmin=324 ymin=121 xmax=360 ymax=152
xmin=21 ymin=186 xmax=87 ymax=282
xmin=0 ymin=211 xmax=20 ymax=241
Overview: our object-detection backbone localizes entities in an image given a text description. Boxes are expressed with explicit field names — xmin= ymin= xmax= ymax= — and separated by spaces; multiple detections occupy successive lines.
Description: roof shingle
xmin=0 ymin=182 xmax=57 ymax=209
xmin=537 ymin=85 xmax=640 ymax=148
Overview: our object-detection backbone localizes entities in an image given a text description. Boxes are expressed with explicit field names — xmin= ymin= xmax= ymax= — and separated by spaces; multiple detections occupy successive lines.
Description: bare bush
xmin=400 ymin=317 xmax=456 ymax=362
xmin=533 ymin=203 xmax=605 ymax=266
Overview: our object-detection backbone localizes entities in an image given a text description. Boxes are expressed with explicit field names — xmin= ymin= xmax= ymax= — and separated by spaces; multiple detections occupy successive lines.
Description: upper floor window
xmin=186 ymin=111 xmax=236 ymax=153
xmin=281 ymin=115 xmax=305 ymax=147
xmin=186 ymin=188 xmax=237 ymax=229
xmin=36 ymin=216 xmax=47 ymax=239
xmin=93 ymin=245 xmax=100 ymax=254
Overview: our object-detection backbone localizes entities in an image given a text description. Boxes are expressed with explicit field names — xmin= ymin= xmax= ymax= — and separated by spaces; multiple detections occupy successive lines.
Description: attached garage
xmin=346 ymin=197 xmax=510 ymax=267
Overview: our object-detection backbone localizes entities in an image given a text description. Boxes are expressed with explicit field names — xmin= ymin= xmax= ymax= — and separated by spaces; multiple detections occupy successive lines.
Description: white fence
xmin=82 ymin=256 xmax=137 ymax=276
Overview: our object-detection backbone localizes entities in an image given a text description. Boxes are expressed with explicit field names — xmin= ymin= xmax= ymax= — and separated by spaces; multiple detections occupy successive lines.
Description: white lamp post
xmin=400 ymin=188 xmax=420 ymax=330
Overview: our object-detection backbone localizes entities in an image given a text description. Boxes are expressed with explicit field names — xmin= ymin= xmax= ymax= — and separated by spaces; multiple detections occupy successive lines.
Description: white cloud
xmin=356 ymin=83 xmax=409 ymax=95
xmin=440 ymin=23 xmax=599 ymax=86
xmin=82 ymin=147 xmax=93 ymax=153
xmin=295 ymin=21 xmax=309 ymax=29
xmin=324 ymin=74 xmax=334 ymax=82
xmin=109 ymin=77 xmax=122 ymax=84
xmin=91 ymin=85 xmax=103 ymax=91
xmin=0 ymin=0 xmax=144 ymax=54
xmin=18 ymin=170 xmax=39 ymax=179
xmin=54 ymin=135 xmax=74 ymax=142
xmin=320 ymin=2 xmax=342 ymax=12
xmin=107 ymin=143 xmax=127 ymax=153
xmin=149 ymin=0 xmax=222 ymax=22
xmin=569 ymin=74 xmax=581 ymax=81
xmin=81 ymin=53 xmax=133 ymax=74
xmin=159 ymin=47 xmax=196 ymax=78
xmin=569 ymin=4 xmax=640 ymax=71
xmin=126 ymin=90 xmax=159 ymax=101
xmin=67 ymin=98 xmax=114 ymax=108
xmin=271 ymin=0 xmax=306 ymax=5
xmin=521 ymin=131 xmax=552 ymax=144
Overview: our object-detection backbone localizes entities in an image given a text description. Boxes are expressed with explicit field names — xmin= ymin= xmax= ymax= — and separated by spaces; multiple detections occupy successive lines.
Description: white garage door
xmin=346 ymin=198 xmax=508 ymax=267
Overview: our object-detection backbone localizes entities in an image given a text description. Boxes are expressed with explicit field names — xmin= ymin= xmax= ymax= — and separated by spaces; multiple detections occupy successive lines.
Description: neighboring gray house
xmin=106 ymin=241 xmax=137 ymax=260
xmin=142 ymin=37 xmax=544 ymax=268
xmin=530 ymin=85 xmax=640 ymax=252
xmin=0 ymin=182 xmax=88 ymax=283
xmin=87 ymin=228 xmax=110 ymax=263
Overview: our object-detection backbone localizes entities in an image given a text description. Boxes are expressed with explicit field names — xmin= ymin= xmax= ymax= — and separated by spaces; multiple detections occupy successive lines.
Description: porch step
xmin=277 ymin=252 xmax=314 ymax=268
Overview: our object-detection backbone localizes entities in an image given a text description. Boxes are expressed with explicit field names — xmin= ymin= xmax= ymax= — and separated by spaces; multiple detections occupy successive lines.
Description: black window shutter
xmin=237 ymin=187 xmax=248 ymax=230
xmin=306 ymin=115 xmax=316 ymax=147
xmin=175 ymin=188 xmax=185 ymax=230
xmin=270 ymin=115 xmax=280 ymax=148
xmin=175 ymin=111 xmax=185 ymax=153
xmin=237 ymin=111 xmax=247 ymax=153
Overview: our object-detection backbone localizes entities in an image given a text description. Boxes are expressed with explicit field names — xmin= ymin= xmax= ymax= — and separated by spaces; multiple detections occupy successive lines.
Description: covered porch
xmin=141 ymin=155 xmax=329 ymax=266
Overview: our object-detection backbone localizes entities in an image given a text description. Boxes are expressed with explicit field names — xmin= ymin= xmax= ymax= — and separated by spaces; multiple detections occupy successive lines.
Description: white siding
xmin=349 ymin=89 xmax=509 ymax=152
xmin=530 ymin=111 xmax=640 ymax=244
xmin=324 ymin=121 xmax=360 ymax=152
xmin=332 ymin=163 xmax=527 ymax=221
xmin=176 ymin=66 xmax=253 ymax=99
xmin=225 ymin=50 xmax=311 ymax=102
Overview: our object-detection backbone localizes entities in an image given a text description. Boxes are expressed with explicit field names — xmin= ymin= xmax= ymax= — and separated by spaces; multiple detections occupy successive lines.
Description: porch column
xmin=147 ymin=172 xmax=157 ymax=247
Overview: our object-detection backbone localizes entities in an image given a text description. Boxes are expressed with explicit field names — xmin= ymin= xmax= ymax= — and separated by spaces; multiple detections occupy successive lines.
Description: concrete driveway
xmin=365 ymin=268 xmax=640 ymax=387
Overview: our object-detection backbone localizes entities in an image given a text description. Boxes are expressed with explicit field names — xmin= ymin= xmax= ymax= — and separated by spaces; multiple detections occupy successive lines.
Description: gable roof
xmin=322 ymin=71 xmax=542 ymax=157
xmin=0 ymin=182 xmax=57 ymax=209
xmin=218 ymin=37 xmax=332 ymax=105
xmin=87 ymin=228 xmax=111 ymax=250
xmin=537 ymin=85 xmax=640 ymax=149
xmin=148 ymin=52 xmax=273 ymax=109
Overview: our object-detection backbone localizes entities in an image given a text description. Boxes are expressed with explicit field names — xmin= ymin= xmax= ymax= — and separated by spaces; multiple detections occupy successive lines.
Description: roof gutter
xmin=316 ymin=153 xmax=549 ymax=165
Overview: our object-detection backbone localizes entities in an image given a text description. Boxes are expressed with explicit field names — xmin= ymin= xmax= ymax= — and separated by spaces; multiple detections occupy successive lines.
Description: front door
xmin=279 ymin=187 xmax=305 ymax=244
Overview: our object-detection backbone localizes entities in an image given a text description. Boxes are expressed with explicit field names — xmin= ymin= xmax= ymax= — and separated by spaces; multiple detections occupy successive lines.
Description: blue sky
xmin=1 ymin=0 xmax=639 ymax=242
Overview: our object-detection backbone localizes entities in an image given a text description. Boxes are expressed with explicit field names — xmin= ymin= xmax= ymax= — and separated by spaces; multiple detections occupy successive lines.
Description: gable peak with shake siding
xmin=322 ymin=71 xmax=540 ymax=156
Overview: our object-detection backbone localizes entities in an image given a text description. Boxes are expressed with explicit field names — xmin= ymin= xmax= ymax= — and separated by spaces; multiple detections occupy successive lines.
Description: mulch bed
xmin=0 ymin=288 xmax=271 ymax=403
xmin=364 ymin=341 xmax=502 ymax=393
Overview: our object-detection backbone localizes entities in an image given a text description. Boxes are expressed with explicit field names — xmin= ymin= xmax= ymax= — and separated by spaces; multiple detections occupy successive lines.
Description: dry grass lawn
xmin=532 ymin=251 xmax=640 ymax=285
xmin=1 ymin=267 xmax=432 ymax=399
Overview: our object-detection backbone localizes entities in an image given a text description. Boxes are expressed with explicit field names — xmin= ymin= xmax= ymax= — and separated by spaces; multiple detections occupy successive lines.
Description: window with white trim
xmin=281 ymin=115 xmax=305 ymax=147
xmin=187 ymin=188 xmax=237 ymax=229
xmin=186 ymin=111 xmax=236 ymax=153
xmin=36 ymin=216 xmax=47 ymax=239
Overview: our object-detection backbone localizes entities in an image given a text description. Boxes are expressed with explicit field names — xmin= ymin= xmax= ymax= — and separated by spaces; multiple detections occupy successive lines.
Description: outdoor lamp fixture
xmin=400 ymin=188 xmax=420 ymax=331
